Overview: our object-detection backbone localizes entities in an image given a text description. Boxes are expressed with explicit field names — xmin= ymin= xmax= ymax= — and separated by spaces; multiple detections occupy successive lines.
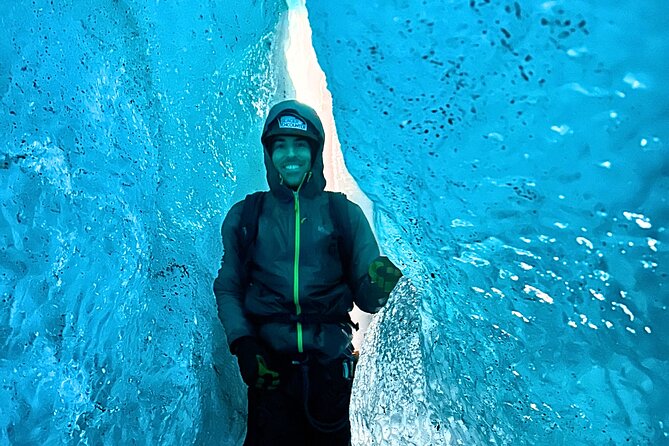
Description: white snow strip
xmin=623 ymin=73 xmax=647 ymax=89
xmin=504 ymin=245 xmax=538 ymax=258
xmin=613 ymin=302 xmax=635 ymax=321
xmin=512 ymin=311 xmax=530 ymax=323
xmin=523 ymin=284 xmax=554 ymax=304
xmin=519 ymin=262 xmax=534 ymax=271
xmin=491 ymin=287 xmax=505 ymax=298
xmin=550 ymin=124 xmax=571 ymax=135
xmin=589 ymin=289 xmax=605 ymax=301
xmin=576 ymin=237 xmax=594 ymax=249
xmin=623 ymin=211 xmax=652 ymax=229
xmin=450 ymin=219 xmax=474 ymax=228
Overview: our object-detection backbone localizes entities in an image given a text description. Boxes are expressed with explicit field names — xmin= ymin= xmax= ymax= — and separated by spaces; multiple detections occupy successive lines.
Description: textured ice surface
xmin=307 ymin=0 xmax=668 ymax=444
xmin=2 ymin=0 xmax=668 ymax=445
xmin=1 ymin=1 xmax=289 ymax=444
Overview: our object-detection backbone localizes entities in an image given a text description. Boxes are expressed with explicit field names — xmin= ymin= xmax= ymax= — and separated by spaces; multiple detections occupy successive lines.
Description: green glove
xmin=368 ymin=256 xmax=402 ymax=294
xmin=255 ymin=356 xmax=280 ymax=390
xmin=232 ymin=337 xmax=281 ymax=391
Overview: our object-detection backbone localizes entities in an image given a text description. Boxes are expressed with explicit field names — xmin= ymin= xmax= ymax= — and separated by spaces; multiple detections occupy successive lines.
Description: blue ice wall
xmin=307 ymin=0 xmax=668 ymax=444
xmin=2 ymin=0 xmax=667 ymax=445
xmin=0 ymin=1 xmax=290 ymax=444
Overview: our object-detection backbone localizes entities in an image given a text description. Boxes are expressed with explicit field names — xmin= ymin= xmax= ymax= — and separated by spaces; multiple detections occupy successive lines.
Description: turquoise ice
xmin=1 ymin=1 xmax=666 ymax=445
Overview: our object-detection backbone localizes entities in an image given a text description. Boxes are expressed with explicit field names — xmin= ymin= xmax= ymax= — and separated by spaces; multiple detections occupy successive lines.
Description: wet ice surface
xmin=351 ymin=280 xmax=488 ymax=446
xmin=1 ymin=1 xmax=289 ymax=444
xmin=307 ymin=0 xmax=669 ymax=444
xmin=1 ymin=0 xmax=668 ymax=444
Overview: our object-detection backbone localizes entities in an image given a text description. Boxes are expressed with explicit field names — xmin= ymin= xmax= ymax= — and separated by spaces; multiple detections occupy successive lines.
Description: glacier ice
xmin=1 ymin=1 xmax=290 ymax=444
xmin=1 ymin=0 xmax=667 ymax=445
xmin=307 ymin=0 xmax=668 ymax=444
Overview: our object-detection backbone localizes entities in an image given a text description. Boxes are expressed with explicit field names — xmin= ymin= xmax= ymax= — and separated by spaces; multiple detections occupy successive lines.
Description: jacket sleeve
xmin=213 ymin=200 xmax=255 ymax=349
xmin=346 ymin=200 xmax=390 ymax=314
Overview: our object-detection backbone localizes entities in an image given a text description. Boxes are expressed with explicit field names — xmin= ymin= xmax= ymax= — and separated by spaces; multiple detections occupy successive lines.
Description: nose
xmin=285 ymin=143 xmax=298 ymax=157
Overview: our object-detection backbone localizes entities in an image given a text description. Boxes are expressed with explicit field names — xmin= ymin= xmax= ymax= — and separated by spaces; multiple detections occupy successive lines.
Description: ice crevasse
xmin=0 ymin=1 xmax=667 ymax=445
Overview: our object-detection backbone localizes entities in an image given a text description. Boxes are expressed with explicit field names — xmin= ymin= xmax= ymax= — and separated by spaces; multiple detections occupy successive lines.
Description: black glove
xmin=231 ymin=336 xmax=280 ymax=390
xmin=368 ymin=255 xmax=402 ymax=294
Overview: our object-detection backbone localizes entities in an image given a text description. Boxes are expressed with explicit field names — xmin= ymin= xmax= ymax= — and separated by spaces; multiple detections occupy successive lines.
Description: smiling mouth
xmin=283 ymin=164 xmax=303 ymax=171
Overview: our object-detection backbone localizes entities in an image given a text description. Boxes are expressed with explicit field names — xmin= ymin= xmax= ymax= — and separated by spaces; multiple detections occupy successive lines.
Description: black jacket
xmin=214 ymin=101 xmax=386 ymax=362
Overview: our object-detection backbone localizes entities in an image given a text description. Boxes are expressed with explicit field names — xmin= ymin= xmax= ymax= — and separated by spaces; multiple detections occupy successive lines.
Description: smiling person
xmin=213 ymin=99 xmax=402 ymax=445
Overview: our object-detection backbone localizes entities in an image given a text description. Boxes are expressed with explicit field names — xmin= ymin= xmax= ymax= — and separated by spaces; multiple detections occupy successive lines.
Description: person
xmin=213 ymin=99 xmax=402 ymax=445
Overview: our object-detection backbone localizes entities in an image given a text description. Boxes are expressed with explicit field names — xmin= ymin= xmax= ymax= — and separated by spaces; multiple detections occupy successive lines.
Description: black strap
xmin=248 ymin=312 xmax=359 ymax=331
xmin=238 ymin=191 xmax=266 ymax=279
xmin=327 ymin=192 xmax=353 ymax=288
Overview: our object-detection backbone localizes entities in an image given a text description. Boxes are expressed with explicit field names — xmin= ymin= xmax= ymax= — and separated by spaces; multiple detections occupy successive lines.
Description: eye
xmin=296 ymin=140 xmax=310 ymax=149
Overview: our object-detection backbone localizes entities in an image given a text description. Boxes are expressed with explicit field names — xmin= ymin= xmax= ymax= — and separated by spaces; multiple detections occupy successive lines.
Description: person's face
xmin=271 ymin=136 xmax=312 ymax=189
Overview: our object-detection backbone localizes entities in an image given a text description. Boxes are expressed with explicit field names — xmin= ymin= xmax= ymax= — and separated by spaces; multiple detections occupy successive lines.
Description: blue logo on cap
xmin=278 ymin=115 xmax=307 ymax=131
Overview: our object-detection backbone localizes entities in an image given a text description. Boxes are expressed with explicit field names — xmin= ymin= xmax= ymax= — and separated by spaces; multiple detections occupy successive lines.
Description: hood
xmin=261 ymin=100 xmax=326 ymax=201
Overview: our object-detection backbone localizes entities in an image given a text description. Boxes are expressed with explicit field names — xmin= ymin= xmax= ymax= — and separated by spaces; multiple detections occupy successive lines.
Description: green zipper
xmin=293 ymin=190 xmax=303 ymax=353
xmin=291 ymin=172 xmax=311 ymax=353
